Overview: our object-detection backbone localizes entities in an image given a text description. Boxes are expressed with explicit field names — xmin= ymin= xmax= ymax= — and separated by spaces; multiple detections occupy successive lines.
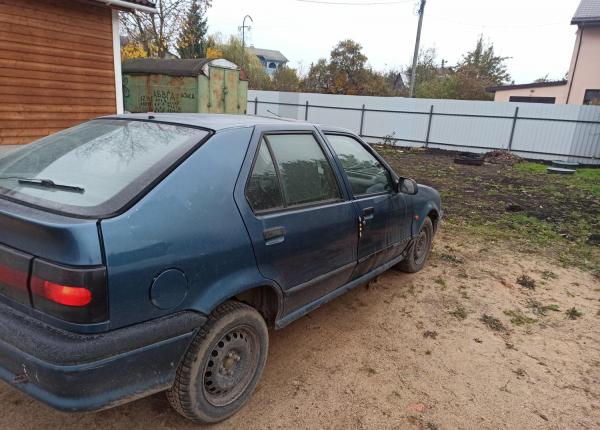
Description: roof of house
xmin=572 ymin=0 xmax=600 ymax=25
xmin=246 ymin=47 xmax=288 ymax=63
xmin=90 ymin=0 xmax=156 ymax=12
xmin=122 ymin=58 xmax=242 ymax=77
xmin=486 ymin=80 xmax=568 ymax=93
xmin=119 ymin=0 xmax=156 ymax=7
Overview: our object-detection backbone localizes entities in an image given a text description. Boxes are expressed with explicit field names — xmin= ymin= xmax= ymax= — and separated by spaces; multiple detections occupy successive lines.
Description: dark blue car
xmin=0 ymin=114 xmax=441 ymax=422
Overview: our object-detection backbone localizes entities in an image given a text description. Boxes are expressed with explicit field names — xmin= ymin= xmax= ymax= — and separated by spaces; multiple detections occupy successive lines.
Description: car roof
xmin=105 ymin=113 xmax=307 ymax=131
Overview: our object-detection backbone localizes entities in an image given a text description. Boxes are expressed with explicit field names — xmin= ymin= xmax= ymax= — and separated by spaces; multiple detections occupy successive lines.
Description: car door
xmin=235 ymin=126 xmax=358 ymax=312
xmin=323 ymin=133 xmax=411 ymax=278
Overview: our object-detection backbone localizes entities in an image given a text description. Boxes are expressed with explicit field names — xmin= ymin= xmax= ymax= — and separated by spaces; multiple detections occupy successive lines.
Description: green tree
xmin=329 ymin=39 xmax=369 ymax=94
xmin=213 ymin=35 xmax=271 ymax=90
xmin=272 ymin=65 xmax=300 ymax=92
xmin=302 ymin=40 xmax=399 ymax=96
xmin=404 ymin=48 xmax=442 ymax=93
xmin=409 ymin=36 xmax=511 ymax=100
xmin=302 ymin=58 xmax=333 ymax=93
xmin=176 ymin=0 xmax=211 ymax=59
xmin=458 ymin=36 xmax=510 ymax=85
xmin=120 ymin=0 xmax=193 ymax=58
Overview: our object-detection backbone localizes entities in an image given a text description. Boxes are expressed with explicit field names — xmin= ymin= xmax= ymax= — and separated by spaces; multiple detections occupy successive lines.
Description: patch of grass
xmin=514 ymin=162 xmax=547 ymax=174
xmin=514 ymin=163 xmax=600 ymax=198
xmin=565 ymin=307 xmax=583 ymax=320
xmin=516 ymin=274 xmax=536 ymax=290
xmin=504 ymin=309 xmax=537 ymax=326
xmin=382 ymin=151 xmax=600 ymax=272
xmin=526 ymin=298 xmax=560 ymax=316
xmin=450 ymin=306 xmax=468 ymax=320
xmin=503 ymin=214 xmax=563 ymax=247
xmin=480 ymin=314 xmax=507 ymax=332
xmin=434 ymin=276 xmax=447 ymax=289
xmin=540 ymin=270 xmax=558 ymax=281
xmin=440 ymin=253 xmax=463 ymax=264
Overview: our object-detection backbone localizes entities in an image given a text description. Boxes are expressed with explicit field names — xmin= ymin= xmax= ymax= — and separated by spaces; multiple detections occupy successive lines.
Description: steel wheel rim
xmin=202 ymin=324 xmax=260 ymax=407
xmin=414 ymin=228 xmax=430 ymax=265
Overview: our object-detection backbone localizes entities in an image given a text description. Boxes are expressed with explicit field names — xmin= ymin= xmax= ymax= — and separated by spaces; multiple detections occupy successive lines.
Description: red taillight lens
xmin=32 ymin=279 xmax=92 ymax=307
xmin=0 ymin=264 xmax=28 ymax=290
xmin=0 ymin=245 xmax=32 ymax=306
xmin=30 ymin=259 xmax=107 ymax=324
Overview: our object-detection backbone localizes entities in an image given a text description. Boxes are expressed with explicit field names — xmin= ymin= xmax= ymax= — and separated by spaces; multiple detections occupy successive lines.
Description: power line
xmin=296 ymin=0 xmax=413 ymax=6
xmin=429 ymin=15 xmax=564 ymax=29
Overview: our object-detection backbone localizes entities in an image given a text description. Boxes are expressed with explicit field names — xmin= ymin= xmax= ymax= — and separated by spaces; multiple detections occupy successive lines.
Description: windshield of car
xmin=0 ymin=119 xmax=210 ymax=217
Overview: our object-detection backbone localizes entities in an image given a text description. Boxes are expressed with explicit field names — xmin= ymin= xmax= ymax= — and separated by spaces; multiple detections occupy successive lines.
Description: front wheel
xmin=167 ymin=301 xmax=269 ymax=423
xmin=398 ymin=217 xmax=434 ymax=273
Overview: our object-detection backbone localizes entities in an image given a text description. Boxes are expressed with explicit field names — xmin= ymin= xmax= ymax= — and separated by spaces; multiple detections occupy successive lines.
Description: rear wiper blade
xmin=0 ymin=176 xmax=85 ymax=194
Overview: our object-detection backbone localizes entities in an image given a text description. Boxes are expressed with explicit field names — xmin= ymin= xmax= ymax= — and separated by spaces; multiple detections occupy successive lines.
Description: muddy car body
xmin=0 ymin=114 xmax=441 ymax=422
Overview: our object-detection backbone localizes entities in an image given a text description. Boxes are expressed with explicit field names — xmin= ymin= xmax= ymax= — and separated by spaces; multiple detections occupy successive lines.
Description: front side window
xmin=583 ymin=89 xmax=600 ymax=105
xmin=266 ymin=134 xmax=341 ymax=207
xmin=326 ymin=134 xmax=393 ymax=196
xmin=0 ymin=120 xmax=209 ymax=217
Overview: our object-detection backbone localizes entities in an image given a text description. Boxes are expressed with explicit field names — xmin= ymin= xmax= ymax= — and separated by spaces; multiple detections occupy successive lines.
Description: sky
xmin=206 ymin=0 xmax=582 ymax=84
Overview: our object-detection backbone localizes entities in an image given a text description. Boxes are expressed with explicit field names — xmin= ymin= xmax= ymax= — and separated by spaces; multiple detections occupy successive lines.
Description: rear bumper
xmin=0 ymin=301 xmax=206 ymax=411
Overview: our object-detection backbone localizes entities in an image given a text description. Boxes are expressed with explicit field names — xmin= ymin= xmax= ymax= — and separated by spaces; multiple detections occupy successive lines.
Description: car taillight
xmin=31 ymin=279 xmax=92 ymax=307
xmin=0 ymin=245 xmax=31 ymax=306
xmin=30 ymin=259 xmax=107 ymax=324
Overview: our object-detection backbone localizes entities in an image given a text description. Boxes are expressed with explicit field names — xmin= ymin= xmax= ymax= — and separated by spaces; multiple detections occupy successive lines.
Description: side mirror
xmin=398 ymin=178 xmax=418 ymax=195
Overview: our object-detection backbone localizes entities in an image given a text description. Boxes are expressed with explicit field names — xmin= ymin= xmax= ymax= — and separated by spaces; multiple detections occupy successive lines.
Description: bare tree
xmin=120 ymin=0 xmax=191 ymax=58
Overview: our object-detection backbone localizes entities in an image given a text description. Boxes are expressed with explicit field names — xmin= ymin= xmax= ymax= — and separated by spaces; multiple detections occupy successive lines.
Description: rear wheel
xmin=398 ymin=217 xmax=434 ymax=273
xmin=167 ymin=301 xmax=268 ymax=423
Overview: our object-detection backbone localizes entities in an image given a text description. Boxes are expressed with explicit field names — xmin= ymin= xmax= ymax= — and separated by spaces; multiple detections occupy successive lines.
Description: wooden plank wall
xmin=0 ymin=0 xmax=116 ymax=144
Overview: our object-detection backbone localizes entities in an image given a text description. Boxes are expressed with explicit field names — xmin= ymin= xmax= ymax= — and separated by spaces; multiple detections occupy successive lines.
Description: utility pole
xmin=409 ymin=0 xmax=426 ymax=98
xmin=239 ymin=15 xmax=253 ymax=71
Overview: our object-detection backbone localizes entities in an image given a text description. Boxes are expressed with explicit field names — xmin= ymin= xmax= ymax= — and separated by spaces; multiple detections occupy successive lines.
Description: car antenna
xmin=266 ymin=109 xmax=281 ymax=118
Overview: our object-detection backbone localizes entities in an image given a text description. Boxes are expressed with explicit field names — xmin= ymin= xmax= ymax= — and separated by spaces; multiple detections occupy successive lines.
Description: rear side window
xmin=246 ymin=140 xmax=283 ymax=212
xmin=0 ymin=120 xmax=209 ymax=217
xmin=246 ymin=133 xmax=341 ymax=212
xmin=326 ymin=134 xmax=393 ymax=196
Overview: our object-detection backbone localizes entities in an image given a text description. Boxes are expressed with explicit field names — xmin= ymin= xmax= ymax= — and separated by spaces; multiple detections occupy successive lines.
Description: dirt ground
xmin=0 ymin=227 xmax=598 ymax=430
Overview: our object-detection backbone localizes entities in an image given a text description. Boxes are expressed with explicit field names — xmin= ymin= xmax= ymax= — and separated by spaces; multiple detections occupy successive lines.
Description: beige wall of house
xmin=493 ymin=84 xmax=568 ymax=103
xmin=565 ymin=26 xmax=600 ymax=104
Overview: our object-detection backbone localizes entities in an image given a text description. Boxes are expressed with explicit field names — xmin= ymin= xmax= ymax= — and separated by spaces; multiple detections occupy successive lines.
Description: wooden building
xmin=0 ymin=0 xmax=156 ymax=145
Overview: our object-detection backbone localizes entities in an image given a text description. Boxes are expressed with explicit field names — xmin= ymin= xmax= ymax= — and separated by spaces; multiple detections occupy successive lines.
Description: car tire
xmin=398 ymin=217 xmax=434 ymax=273
xmin=167 ymin=301 xmax=269 ymax=423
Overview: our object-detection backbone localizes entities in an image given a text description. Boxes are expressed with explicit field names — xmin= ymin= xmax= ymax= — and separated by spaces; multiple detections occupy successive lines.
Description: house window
xmin=509 ymin=96 xmax=556 ymax=104
xmin=583 ymin=89 xmax=600 ymax=105
xmin=268 ymin=62 xmax=277 ymax=69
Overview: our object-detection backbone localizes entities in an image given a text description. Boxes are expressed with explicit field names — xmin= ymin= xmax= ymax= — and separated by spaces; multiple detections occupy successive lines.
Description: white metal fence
xmin=247 ymin=90 xmax=600 ymax=165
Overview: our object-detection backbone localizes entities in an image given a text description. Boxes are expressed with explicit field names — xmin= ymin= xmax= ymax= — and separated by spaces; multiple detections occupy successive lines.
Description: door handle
xmin=362 ymin=207 xmax=375 ymax=220
xmin=263 ymin=226 xmax=286 ymax=245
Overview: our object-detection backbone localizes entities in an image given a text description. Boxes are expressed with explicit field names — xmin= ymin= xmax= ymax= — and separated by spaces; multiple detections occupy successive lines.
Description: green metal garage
xmin=122 ymin=58 xmax=248 ymax=114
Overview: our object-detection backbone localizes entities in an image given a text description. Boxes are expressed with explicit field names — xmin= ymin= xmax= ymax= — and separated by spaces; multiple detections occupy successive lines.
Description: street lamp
xmin=239 ymin=15 xmax=253 ymax=71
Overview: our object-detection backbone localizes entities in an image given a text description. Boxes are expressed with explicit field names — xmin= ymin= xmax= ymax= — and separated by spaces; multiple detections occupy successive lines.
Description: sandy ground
xmin=0 ymin=227 xmax=598 ymax=430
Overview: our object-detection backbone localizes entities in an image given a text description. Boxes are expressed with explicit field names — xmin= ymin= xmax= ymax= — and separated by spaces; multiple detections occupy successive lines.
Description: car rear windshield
xmin=0 ymin=119 xmax=210 ymax=218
